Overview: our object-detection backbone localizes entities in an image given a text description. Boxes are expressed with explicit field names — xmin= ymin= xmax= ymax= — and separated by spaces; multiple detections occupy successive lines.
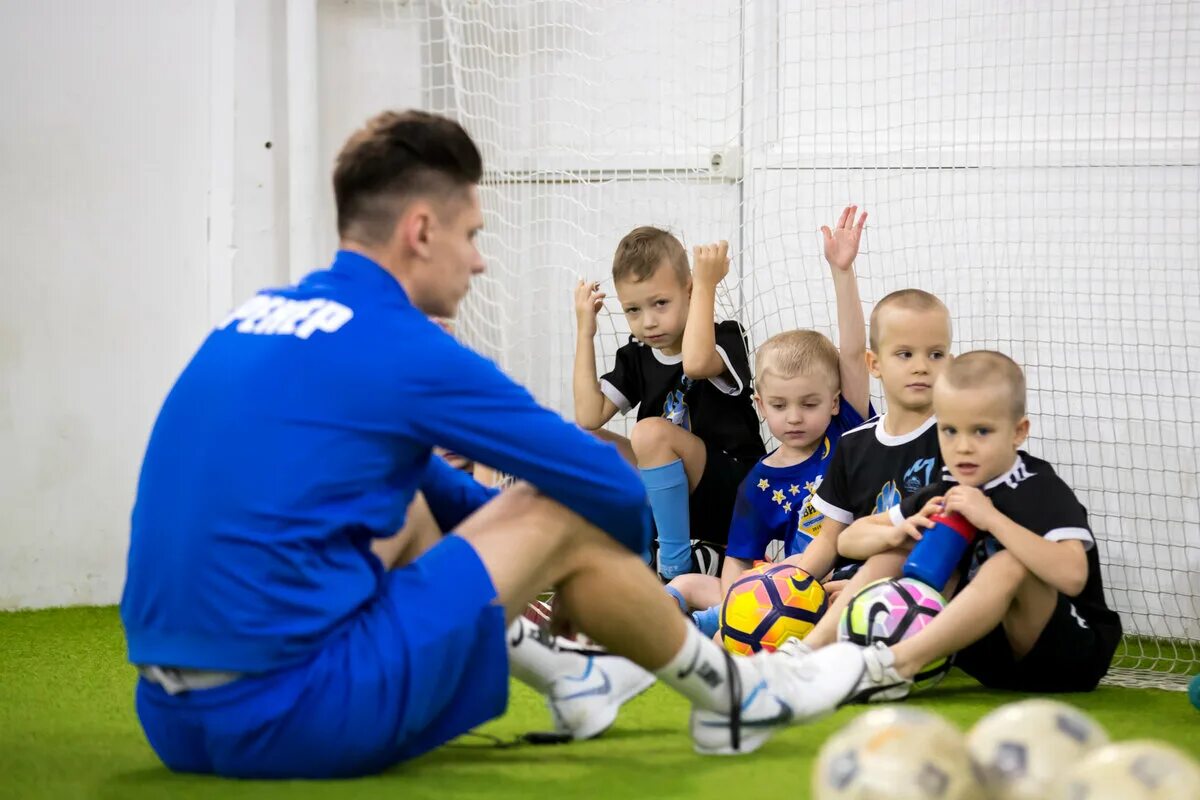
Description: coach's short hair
xmin=611 ymin=227 xmax=690 ymax=286
xmin=868 ymin=289 xmax=950 ymax=352
xmin=754 ymin=330 xmax=841 ymax=392
xmin=334 ymin=110 xmax=483 ymax=245
xmin=940 ymin=350 xmax=1026 ymax=419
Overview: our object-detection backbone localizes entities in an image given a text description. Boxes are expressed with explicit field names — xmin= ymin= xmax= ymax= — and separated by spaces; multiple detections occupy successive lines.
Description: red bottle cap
xmin=930 ymin=510 xmax=976 ymax=541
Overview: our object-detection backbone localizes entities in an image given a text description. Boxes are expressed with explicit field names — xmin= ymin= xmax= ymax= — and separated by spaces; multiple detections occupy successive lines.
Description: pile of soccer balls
xmin=812 ymin=699 xmax=1200 ymax=799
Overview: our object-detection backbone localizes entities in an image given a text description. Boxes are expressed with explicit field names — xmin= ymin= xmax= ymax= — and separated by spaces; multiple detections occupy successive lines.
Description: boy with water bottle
xmin=791 ymin=351 xmax=1123 ymax=703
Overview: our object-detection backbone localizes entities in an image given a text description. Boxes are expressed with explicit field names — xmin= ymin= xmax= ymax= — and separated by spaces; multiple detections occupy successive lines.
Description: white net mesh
xmin=375 ymin=0 xmax=1200 ymax=685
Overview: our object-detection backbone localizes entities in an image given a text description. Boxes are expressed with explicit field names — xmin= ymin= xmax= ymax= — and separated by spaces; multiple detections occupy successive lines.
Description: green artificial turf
xmin=2 ymin=607 xmax=1197 ymax=799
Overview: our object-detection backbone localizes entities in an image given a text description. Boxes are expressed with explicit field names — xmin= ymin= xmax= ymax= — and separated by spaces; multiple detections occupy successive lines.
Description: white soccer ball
xmin=813 ymin=707 xmax=986 ymax=800
xmin=966 ymin=698 xmax=1109 ymax=799
xmin=1049 ymin=740 xmax=1200 ymax=800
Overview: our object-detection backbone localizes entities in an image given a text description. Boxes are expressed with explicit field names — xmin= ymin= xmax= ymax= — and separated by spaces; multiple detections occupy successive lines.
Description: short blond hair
xmin=940 ymin=350 xmax=1026 ymax=419
xmin=869 ymin=289 xmax=950 ymax=352
xmin=612 ymin=226 xmax=690 ymax=285
xmin=754 ymin=330 xmax=840 ymax=392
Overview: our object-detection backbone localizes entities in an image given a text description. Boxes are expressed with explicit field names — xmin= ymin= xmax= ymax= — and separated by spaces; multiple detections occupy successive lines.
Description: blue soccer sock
xmin=691 ymin=604 xmax=721 ymax=639
xmin=640 ymin=459 xmax=692 ymax=580
xmin=665 ymin=585 xmax=688 ymax=614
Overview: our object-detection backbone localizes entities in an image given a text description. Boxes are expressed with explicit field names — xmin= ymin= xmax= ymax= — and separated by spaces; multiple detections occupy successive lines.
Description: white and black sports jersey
xmin=600 ymin=320 xmax=765 ymax=462
xmin=811 ymin=413 xmax=942 ymax=525
xmin=894 ymin=452 xmax=1122 ymax=636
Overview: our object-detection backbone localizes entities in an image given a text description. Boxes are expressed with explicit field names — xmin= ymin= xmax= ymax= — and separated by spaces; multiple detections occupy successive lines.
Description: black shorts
xmin=954 ymin=593 xmax=1121 ymax=693
xmin=687 ymin=443 xmax=756 ymax=547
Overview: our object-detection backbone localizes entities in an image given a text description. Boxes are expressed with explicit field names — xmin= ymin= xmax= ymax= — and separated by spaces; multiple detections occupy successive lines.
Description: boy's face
xmin=934 ymin=379 xmax=1029 ymax=487
xmin=867 ymin=307 xmax=952 ymax=413
xmin=615 ymin=260 xmax=690 ymax=353
xmin=755 ymin=370 xmax=839 ymax=456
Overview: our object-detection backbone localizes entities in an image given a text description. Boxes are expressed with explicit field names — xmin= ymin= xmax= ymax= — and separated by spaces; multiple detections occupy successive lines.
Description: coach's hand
xmin=574 ymin=279 xmax=605 ymax=338
xmin=692 ymin=240 xmax=730 ymax=288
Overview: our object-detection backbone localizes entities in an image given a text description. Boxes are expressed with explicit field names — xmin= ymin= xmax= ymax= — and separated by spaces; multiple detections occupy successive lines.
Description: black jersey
xmin=600 ymin=320 xmax=765 ymax=462
xmin=811 ymin=413 xmax=942 ymax=525
xmin=896 ymin=452 xmax=1122 ymax=636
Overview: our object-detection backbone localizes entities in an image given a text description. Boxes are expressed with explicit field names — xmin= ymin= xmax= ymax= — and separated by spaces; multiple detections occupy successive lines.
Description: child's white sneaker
xmin=546 ymin=655 xmax=656 ymax=740
xmin=848 ymin=641 xmax=913 ymax=703
xmin=689 ymin=641 xmax=865 ymax=755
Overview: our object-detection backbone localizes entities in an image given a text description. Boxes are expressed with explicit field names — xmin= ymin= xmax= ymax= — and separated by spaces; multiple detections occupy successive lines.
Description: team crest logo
xmin=662 ymin=376 xmax=694 ymax=430
xmin=874 ymin=480 xmax=901 ymax=513
xmin=903 ymin=457 xmax=937 ymax=493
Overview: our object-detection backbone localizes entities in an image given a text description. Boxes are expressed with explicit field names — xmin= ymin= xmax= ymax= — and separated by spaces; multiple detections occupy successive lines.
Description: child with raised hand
xmin=573 ymin=229 xmax=764 ymax=581
xmin=779 ymin=287 xmax=954 ymax=650
xmin=798 ymin=351 xmax=1122 ymax=703
xmin=665 ymin=205 xmax=872 ymax=634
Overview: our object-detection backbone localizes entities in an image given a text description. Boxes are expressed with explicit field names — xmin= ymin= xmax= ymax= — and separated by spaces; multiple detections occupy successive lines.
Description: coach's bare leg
xmin=371 ymin=493 xmax=441 ymax=569
xmin=457 ymin=483 xmax=685 ymax=667
xmin=887 ymin=550 xmax=1057 ymax=680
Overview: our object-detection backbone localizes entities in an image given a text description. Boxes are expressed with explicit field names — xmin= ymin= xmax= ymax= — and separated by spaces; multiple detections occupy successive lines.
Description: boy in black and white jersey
xmin=780 ymin=288 xmax=952 ymax=632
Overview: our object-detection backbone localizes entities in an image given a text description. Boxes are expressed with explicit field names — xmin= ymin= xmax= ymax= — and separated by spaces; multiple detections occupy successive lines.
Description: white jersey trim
xmin=888 ymin=504 xmax=906 ymax=527
xmin=707 ymin=344 xmax=743 ymax=396
xmin=1045 ymin=527 xmax=1095 ymax=550
xmin=873 ymin=413 xmax=938 ymax=446
xmin=599 ymin=379 xmax=632 ymax=414
xmin=650 ymin=347 xmax=682 ymax=365
xmin=811 ymin=494 xmax=853 ymax=525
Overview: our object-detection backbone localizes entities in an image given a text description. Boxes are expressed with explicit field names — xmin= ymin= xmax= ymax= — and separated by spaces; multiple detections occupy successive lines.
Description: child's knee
xmin=630 ymin=417 xmax=676 ymax=454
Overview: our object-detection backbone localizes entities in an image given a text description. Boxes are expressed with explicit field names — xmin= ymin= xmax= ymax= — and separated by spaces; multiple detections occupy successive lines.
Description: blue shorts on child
xmin=135 ymin=534 xmax=508 ymax=778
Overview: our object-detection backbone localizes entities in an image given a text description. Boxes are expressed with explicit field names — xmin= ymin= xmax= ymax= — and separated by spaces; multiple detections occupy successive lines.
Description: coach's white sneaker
xmin=847 ymin=641 xmax=913 ymax=703
xmin=547 ymin=655 xmax=656 ymax=740
xmin=690 ymin=641 xmax=865 ymax=755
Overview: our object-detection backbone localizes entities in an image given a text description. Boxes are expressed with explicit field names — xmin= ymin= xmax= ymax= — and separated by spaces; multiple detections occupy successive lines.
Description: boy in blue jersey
xmin=120 ymin=110 xmax=868 ymax=776
xmin=665 ymin=207 xmax=872 ymax=634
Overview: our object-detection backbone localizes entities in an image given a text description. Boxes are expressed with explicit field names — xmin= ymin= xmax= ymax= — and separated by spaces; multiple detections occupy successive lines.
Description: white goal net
xmin=376 ymin=0 xmax=1200 ymax=686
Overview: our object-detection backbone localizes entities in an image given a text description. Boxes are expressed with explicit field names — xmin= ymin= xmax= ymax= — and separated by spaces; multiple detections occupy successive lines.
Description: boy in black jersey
xmin=782 ymin=289 xmax=952 ymax=644
xmin=836 ymin=351 xmax=1123 ymax=699
xmin=574 ymin=230 xmax=764 ymax=580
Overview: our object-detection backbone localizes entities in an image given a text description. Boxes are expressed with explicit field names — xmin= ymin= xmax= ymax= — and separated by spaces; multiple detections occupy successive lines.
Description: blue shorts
xmin=135 ymin=534 xmax=509 ymax=778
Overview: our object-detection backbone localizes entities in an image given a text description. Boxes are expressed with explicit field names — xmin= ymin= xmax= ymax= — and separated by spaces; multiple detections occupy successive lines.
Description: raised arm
xmin=822 ymin=206 xmax=870 ymax=419
xmin=572 ymin=279 xmax=618 ymax=429
xmin=682 ymin=241 xmax=730 ymax=380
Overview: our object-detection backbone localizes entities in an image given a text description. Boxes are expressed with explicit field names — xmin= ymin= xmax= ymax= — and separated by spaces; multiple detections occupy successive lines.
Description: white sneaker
xmin=547 ymin=656 xmax=656 ymax=740
xmin=690 ymin=641 xmax=866 ymax=755
xmin=847 ymin=641 xmax=913 ymax=703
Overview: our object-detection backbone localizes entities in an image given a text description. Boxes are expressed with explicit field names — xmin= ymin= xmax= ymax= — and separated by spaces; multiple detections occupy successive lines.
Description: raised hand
xmin=574 ymin=279 xmax=606 ymax=337
xmin=821 ymin=205 xmax=868 ymax=273
xmin=943 ymin=485 xmax=998 ymax=529
xmin=692 ymin=240 xmax=730 ymax=289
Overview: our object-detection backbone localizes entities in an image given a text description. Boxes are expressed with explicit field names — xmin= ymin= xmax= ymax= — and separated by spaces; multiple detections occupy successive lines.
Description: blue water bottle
xmin=903 ymin=511 xmax=977 ymax=593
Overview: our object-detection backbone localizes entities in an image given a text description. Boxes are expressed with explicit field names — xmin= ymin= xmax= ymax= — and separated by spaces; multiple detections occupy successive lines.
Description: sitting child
xmin=666 ymin=205 xmax=873 ymax=634
xmin=573 ymin=229 xmax=765 ymax=580
xmin=794 ymin=351 xmax=1123 ymax=703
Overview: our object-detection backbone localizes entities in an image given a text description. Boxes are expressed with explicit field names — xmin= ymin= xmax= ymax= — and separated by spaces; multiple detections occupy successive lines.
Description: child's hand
xmin=692 ymin=241 xmax=730 ymax=289
xmin=943 ymin=485 xmax=997 ymax=529
xmin=574 ymin=279 xmax=605 ymax=337
xmin=823 ymin=578 xmax=849 ymax=603
xmin=821 ymin=205 xmax=868 ymax=273
xmin=891 ymin=512 xmax=935 ymax=547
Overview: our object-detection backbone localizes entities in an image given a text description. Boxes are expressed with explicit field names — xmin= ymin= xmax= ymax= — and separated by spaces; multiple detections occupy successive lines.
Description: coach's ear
xmin=399 ymin=200 xmax=435 ymax=259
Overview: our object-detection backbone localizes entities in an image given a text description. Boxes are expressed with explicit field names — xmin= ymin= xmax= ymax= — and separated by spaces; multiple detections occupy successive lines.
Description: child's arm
xmin=682 ymin=241 xmax=731 ymax=380
xmin=572 ymin=279 xmax=618 ymax=429
xmin=719 ymin=555 xmax=753 ymax=598
xmin=822 ymin=206 xmax=870 ymax=419
xmin=783 ymin=519 xmax=845 ymax=581
xmin=944 ymin=485 xmax=1089 ymax=596
xmin=838 ymin=496 xmax=943 ymax=560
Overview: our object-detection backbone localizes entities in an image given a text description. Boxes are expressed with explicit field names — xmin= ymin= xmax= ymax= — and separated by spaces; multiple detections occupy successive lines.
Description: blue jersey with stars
xmin=120 ymin=250 xmax=652 ymax=674
xmin=725 ymin=399 xmax=868 ymax=561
